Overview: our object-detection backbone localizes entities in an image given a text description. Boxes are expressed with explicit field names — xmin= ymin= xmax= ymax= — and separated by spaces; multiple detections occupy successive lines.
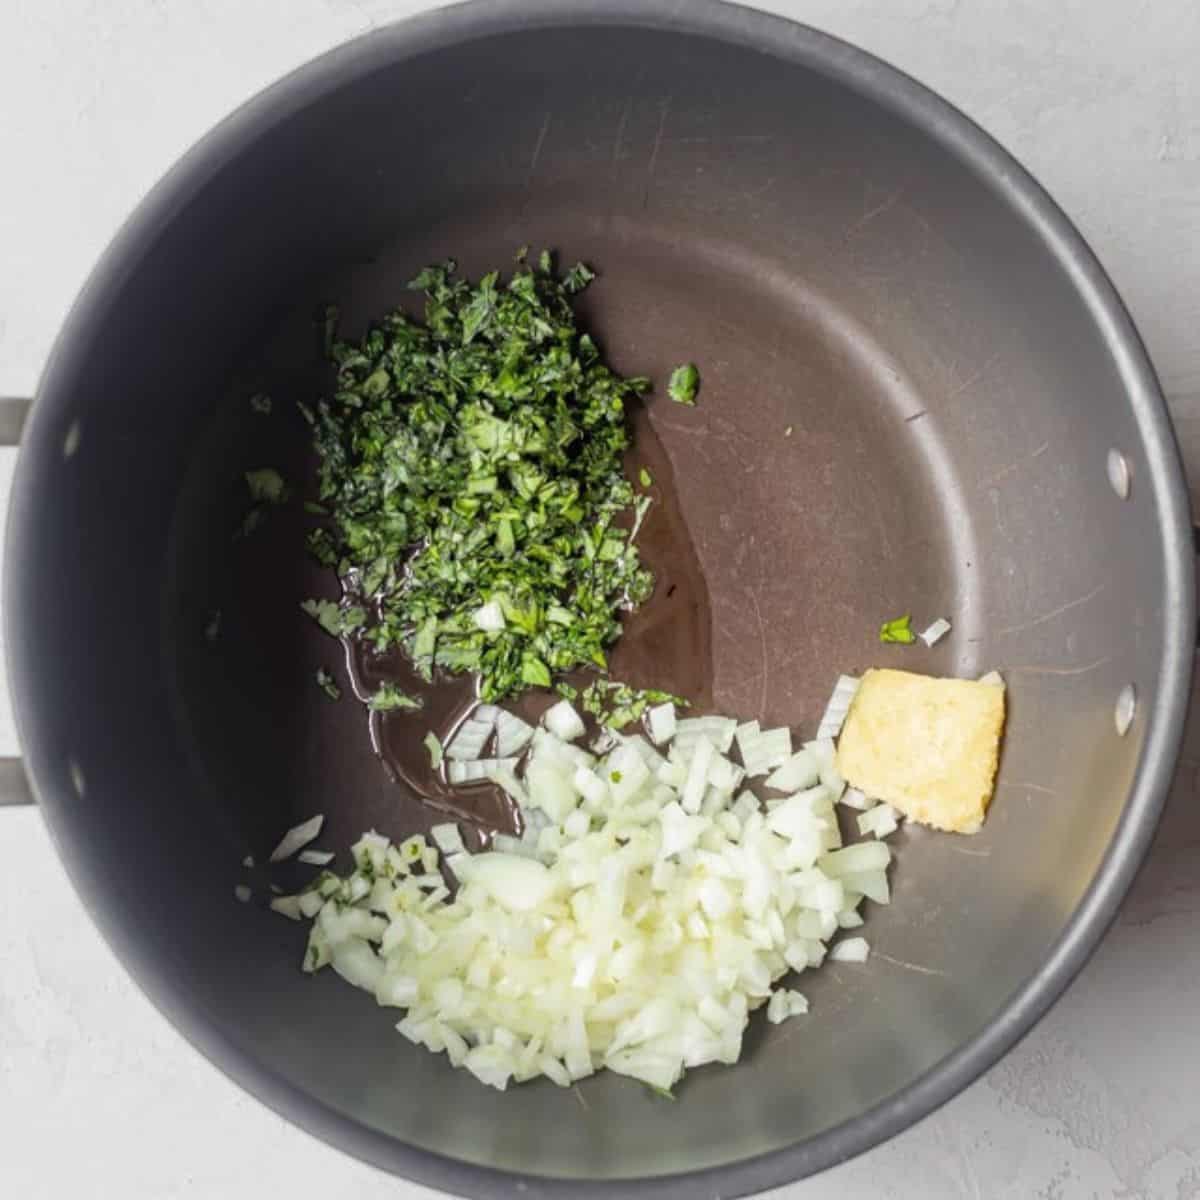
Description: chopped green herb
xmin=424 ymin=731 xmax=444 ymax=768
xmin=236 ymin=506 xmax=264 ymax=540
xmin=322 ymin=305 xmax=340 ymax=356
xmin=303 ymin=500 xmax=329 ymax=516
xmin=315 ymin=668 xmax=341 ymax=700
xmin=667 ymin=362 xmax=700 ymax=406
xmin=367 ymin=683 xmax=423 ymax=712
xmin=204 ymin=609 xmax=221 ymax=644
xmin=303 ymin=254 xmax=657 ymax=700
xmin=580 ymin=678 xmax=688 ymax=730
xmin=301 ymin=598 xmax=366 ymax=638
xmin=610 ymin=770 xmax=623 ymax=784
xmin=563 ymin=261 xmax=596 ymax=294
xmin=638 ymin=467 xmax=653 ymax=488
xmin=249 ymin=392 xmax=272 ymax=415
xmin=879 ymin=614 xmax=917 ymax=645
xmin=245 ymin=467 xmax=289 ymax=505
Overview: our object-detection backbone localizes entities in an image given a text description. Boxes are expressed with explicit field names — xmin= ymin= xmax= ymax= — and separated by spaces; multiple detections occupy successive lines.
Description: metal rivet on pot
xmin=63 ymin=419 xmax=82 ymax=460
xmin=1107 ymin=449 xmax=1130 ymax=499
xmin=68 ymin=758 xmax=86 ymax=797
xmin=1114 ymin=684 xmax=1136 ymax=736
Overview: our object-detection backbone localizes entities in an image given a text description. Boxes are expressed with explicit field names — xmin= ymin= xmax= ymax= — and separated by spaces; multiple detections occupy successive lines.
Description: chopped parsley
xmin=302 ymin=254 xmax=659 ymax=701
xmin=580 ymin=678 xmax=687 ymax=730
xmin=879 ymin=614 xmax=917 ymax=644
xmin=315 ymin=668 xmax=341 ymax=700
xmin=638 ymin=467 xmax=653 ymax=488
xmin=301 ymin=598 xmax=366 ymax=638
xmin=367 ymin=683 xmax=423 ymax=712
xmin=667 ymin=363 xmax=700 ymax=406
xmin=245 ymin=467 xmax=289 ymax=505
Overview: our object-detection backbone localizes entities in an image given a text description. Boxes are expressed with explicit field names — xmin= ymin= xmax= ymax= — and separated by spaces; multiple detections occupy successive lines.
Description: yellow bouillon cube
xmin=835 ymin=669 xmax=1006 ymax=834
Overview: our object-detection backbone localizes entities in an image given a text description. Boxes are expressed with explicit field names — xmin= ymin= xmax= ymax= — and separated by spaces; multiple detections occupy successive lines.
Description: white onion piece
xmin=462 ymin=852 xmax=556 ymax=911
xmin=298 ymin=849 xmax=335 ymax=866
xmin=446 ymin=712 xmax=497 ymax=761
xmin=978 ymin=669 xmax=1005 ymax=687
xmin=270 ymin=894 xmax=303 ymax=920
xmin=495 ymin=709 xmax=535 ymax=757
xmin=673 ymin=716 xmax=737 ymax=754
xmin=646 ymin=702 xmax=677 ymax=745
xmin=766 ymin=989 xmax=809 ymax=1024
xmin=681 ymin=736 xmax=715 ymax=814
xmin=446 ymin=757 xmax=518 ymax=785
xmin=241 ymin=854 xmax=255 ymax=869
xmin=736 ymin=722 xmax=792 ymax=776
xmin=919 ymin=617 xmax=951 ymax=647
xmin=764 ymin=750 xmax=820 ymax=793
xmin=838 ymin=787 xmax=874 ymax=812
xmin=543 ymin=699 xmax=586 ymax=743
xmin=857 ymin=803 xmax=899 ymax=840
xmin=815 ymin=675 xmax=860 ymax=742
xmin=269 ymin=814 xmax=325 ymax=863
xmin=472 ymin=601 xmax=506 ymax=632
xmin=828 ymin=937 xmax=870 ymax=963
xmin=234 ymin=884 xmax=251 ymax=904
xmin=431 ymin=824 xmax=464 ymax=855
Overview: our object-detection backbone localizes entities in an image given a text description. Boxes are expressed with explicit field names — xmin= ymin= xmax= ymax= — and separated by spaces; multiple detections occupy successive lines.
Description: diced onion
xmin=672 ymin=716 xmax=737 ymax=754
xmin=495 ymin=709 xmax=535 ymax=757
xmin=446 ymin=757 xmax=519 ymax=785
xmin=764 ymin=750 xmax=820 ymax=793
xmin=978 ymin=669 xmax=1004 ymax=687
xmin=269 ymin=814 xmax=325 ymax=863
xmin=646 ymin=702 xmax=677 ymax=745
xmin=736 ymin=722 xmax=792 ymax=776
xmin=272 ymin=679 xmax=905 ymax=1095
xmin=234 ymin=884 xmax=251 ymax=904
xmin=828 ymin=937 xmax=870 ymax=963
xmin=815 ymin=675 xmax=859 ymax=742
xmin=298 ymin=849 xmax=335 ymax=866
xmin=431 ymin=824 xmax=465 ymax=855
xmin=446 ymin=710 xmax=498 ymax=761
xmin=919 ymin=617 xmax=951 ymax=647
xmin=543 ymin=699 xmax=586 ymax=743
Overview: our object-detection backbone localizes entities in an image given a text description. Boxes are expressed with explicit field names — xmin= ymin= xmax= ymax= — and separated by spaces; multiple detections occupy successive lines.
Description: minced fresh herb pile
xmin=301 ymin=252 xmax=659 ymax=701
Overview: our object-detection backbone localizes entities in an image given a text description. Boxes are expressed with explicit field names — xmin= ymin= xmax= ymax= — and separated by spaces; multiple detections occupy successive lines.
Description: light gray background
xmin=2 ymin=2 xmax=1199 ymax=1197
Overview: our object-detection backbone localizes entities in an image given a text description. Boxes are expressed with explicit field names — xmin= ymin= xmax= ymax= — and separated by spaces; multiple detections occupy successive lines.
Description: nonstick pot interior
xmin=7 ymin=3 xmax=1192 ymax=1197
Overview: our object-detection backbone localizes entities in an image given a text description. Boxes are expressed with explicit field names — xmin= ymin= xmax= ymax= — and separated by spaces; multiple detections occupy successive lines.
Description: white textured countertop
xmin=3 ymin=3 xmax=1200 ymax=1198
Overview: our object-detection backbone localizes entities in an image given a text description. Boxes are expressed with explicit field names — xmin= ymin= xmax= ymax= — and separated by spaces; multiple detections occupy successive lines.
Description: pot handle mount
xmin=1 ymin=397 xmax=34 ymax=806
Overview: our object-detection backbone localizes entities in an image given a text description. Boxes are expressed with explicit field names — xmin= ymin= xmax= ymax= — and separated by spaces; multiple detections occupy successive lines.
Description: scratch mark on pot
xmin=997 ymin=779 xmax=1057 ymax=797
xmin=1008 ymin=656 xmax=1112 ymax=678
xmin=646 ymin=97 xmax=672 ymax=180
xmin=845 ymin=188 xmax=903 ymax=238
xmin=947 ymin=845 xmax=991 ymax=857
xmin=947 ymin=352 xmax=1002 ymax=400
xmin=528 ymin=112 xmax=552 ymax=178
xmin=746 ymin=586 xmax=769 ymax=720
xmin=904 ymin=410 xmax=928 ymax=423
xmin=996 ymin=582 xmax=1104 ymax=636
xmin=980 ymin=440 xmax=1050 ymax=488
xmin=612 ymin=95 xmax=634 ymax=169
xmin=872 ymin=951 xmax=947 ymax=977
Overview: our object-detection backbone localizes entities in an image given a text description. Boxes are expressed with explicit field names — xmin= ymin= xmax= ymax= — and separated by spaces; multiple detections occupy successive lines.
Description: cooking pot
xmin=4 ymin=2 xmax=1193 ymax=1196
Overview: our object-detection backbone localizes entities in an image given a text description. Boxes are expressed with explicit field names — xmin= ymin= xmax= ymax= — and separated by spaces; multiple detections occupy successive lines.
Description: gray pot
xmin=5 ymin=2 xmax=1193 ymax=1196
